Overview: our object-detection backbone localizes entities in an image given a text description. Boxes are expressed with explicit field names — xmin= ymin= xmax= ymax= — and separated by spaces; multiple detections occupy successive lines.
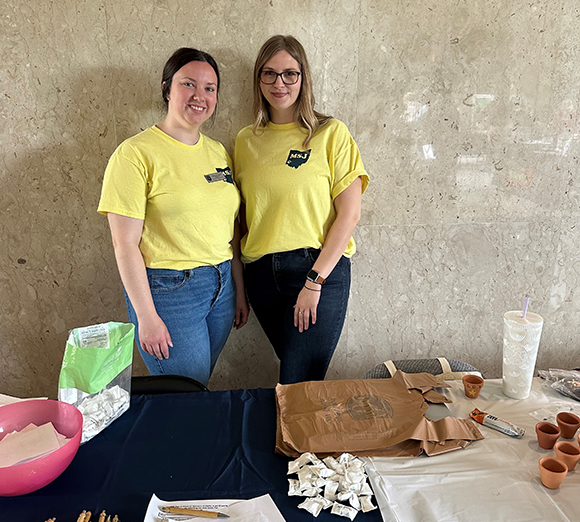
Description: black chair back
xmin=131 ymin=374 xmax=208 ymax=395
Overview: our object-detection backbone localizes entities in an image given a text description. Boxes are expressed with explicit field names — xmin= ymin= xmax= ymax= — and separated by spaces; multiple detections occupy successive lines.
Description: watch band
xmin=307 ymin=269 xmax=326 ymax=285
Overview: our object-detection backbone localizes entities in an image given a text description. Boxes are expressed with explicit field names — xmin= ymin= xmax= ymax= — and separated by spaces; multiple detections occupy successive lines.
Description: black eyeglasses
xmin=259 ymin=70 xmax=301 ymax=85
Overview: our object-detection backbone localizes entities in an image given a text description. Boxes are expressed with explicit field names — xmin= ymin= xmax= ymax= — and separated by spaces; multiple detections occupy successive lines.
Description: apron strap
xmin=383 ymin=360 xmax=398 ymax=377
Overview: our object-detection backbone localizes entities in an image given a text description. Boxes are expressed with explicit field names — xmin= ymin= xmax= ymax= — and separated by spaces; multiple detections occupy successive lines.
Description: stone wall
xmin=2 ymin=0 xmax=578 ymax=397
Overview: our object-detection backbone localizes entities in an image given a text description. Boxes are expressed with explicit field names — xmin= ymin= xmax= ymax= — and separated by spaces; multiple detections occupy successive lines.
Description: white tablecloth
xmin=364 ymin=378 xmax=580 ymax=522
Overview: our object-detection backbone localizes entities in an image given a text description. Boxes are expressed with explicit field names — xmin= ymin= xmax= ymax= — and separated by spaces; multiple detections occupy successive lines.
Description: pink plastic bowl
xmin=0 ymin=399 xmax=82 ymax=496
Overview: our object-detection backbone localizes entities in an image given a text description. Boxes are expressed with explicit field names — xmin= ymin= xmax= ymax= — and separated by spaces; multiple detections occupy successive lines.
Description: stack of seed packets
xmin=287 ymin=452 xmax=377 ymax=520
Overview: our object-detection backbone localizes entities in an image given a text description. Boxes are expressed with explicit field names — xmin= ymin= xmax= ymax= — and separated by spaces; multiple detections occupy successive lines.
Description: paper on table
xmin=0 ymin=422 xmax=68 ymax=452
xmin=227 ymin=496 xmax=286 ymax=522
xmin=0 ymin=393 xmax=48 ymax=407
xmin=144 ymin=494 xmax=286 ymax=522
xmin=0 ymin=422 xmax=62 ymax=467
xmin=1 ymin=423 xmax=38 ymax=442
xmin=365 ymin=379 xmax=580 ymax=522
xmin=275 ymin=371 xmax=481 ymax=458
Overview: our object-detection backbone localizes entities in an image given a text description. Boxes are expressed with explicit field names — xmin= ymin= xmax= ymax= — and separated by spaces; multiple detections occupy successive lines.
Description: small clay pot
xmin=554 ymin=441 xmax=580 ymax=472
xmin=535 ymin=422 xmax=561 ymax=449
xmin=539 ymin=457 xmax=568 ymax=489
xmin=556 ymin=412 xmax=580 ymax=439
xmin=462 ymin=375 xmax=484 ymax=399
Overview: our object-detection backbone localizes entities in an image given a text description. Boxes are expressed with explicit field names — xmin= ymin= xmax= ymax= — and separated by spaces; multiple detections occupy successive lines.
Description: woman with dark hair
xmin=235 ymin=35 xmax=369 ymax=384
xmin=99 ymin=48 xmax=248 ymax=387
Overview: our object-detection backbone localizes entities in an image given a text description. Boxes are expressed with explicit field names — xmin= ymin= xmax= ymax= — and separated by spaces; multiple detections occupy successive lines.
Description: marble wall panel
xmin=1 ymin=0 xmax=578 ymax=398
xmin=348 ymin=220 xmax=580 ymax=379
xmin=357 ymin=0 xmax=579 ymax=227
xmin=103 ymin=0 xmax=360 ymax=150
xmin=1 ymin=0 xmax=118 ymax=397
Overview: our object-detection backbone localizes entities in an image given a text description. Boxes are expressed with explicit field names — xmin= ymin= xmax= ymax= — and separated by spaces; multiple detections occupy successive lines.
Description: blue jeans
xmin=245 ymin=248 xmax=351 ymax=384
xmin=125 ymin=260 xmax=235 ymax=387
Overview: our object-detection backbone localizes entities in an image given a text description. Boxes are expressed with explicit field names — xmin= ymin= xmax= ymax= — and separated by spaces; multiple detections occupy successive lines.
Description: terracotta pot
xmin=462 ymin=375 xmax=484 ymax=399
xmin=554 ymin=441 xmax=580 ymax=472
xmin=539 ymin=457 xmax=568 ymax=489
xmin=535 ymin=422 xmax=560 ymax=450
xmin=556 ymin=412 xmax=580 ymax=439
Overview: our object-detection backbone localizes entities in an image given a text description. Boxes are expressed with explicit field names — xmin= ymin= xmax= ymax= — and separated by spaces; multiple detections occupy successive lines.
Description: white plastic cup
xmin=502 ymin=310 xmax=543 ymax=399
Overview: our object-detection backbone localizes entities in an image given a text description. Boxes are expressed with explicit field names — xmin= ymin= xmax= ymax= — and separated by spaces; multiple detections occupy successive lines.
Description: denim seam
xmin=326 ymin=258 xmax=350 ymax=367
xmin=153 ymin=357 xmax=165 ymax=374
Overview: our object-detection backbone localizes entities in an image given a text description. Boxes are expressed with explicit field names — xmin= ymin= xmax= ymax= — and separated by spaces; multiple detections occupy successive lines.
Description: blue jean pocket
xmin=148 ymin=270 xmax=188 ymax=293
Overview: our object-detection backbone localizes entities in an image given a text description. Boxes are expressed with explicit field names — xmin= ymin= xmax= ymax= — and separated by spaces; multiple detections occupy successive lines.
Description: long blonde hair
xmin=252 ymin=35 xmax=331 ymax=148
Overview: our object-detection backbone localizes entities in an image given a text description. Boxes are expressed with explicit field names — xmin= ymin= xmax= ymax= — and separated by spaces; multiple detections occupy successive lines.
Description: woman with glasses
xmin=234 ymin=35 xmax=369 ymax=384
xmin=98 ymin=48 xmax=249 ymax=387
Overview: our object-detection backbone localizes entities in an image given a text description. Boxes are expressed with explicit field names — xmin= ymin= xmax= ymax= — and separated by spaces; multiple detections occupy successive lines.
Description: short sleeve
xmin=330 ymin=122 xmax=370 ymax=200
xmin=97 ymin=144 xmax=148 ymax=219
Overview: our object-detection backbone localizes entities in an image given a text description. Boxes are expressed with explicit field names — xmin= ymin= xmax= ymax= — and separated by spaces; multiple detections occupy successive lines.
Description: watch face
xmin=307 ymin=270 xmax=324 ymax=284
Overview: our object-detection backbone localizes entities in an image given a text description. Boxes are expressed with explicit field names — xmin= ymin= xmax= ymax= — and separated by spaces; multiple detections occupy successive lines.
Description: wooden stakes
xmin=46 ymin=509 xmax=119 ymax=521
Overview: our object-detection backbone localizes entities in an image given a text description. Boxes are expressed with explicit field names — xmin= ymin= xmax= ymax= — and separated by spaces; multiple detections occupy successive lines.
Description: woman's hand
xmin=138 ymin=312 xmax=173 ymax=359
xmin=234 ymin=293 xmax=250 ymax=329
xmin=294 ymin=284 xmax=321 ymax=333
xmin=230 ymin=219 xmax=249 ymax=330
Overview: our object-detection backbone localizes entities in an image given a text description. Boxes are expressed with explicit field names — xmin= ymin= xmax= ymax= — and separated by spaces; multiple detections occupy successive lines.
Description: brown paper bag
xmin=275 ymin=371 xmax=482 ymax=457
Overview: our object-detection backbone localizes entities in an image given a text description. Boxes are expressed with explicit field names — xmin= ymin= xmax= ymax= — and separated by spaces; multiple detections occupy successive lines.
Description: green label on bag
xmin=58 ymin=322 xmax=135 ymax=394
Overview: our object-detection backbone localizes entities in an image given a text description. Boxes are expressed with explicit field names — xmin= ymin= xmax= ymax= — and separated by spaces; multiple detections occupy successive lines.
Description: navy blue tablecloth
xmin=0 ymin=389 xmax=383 ymax=521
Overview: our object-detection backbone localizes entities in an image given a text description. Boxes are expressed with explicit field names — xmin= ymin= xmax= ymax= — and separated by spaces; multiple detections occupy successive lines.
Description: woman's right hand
xmin=138 ymin=312 xmax=173 ymax=359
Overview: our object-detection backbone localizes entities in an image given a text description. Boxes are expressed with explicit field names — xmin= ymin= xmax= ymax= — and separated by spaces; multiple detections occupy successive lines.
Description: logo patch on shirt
xmin=286 ymin=149 xmax=311 ymax=169
xmin=204 ymin=166 xmax=234 ymax=184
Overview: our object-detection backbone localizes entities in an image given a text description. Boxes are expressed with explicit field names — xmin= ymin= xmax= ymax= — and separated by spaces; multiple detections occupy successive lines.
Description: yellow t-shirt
xmin=234 ymin=118 xmax=369 ymax=263
xmin=98 ymin=126 xmax=240 ymax=269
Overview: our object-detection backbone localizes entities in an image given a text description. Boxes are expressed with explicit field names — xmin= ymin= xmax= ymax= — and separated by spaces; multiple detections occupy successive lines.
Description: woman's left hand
xmin=294 ymin=286 xmax=321 ymax=333
xmin=234 ymin=293 xmax=250 ymax=329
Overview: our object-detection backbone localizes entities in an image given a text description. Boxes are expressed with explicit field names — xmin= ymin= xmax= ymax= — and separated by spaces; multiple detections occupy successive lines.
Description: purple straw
xmin=522 ymin=296 xmax=529 ymax=319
